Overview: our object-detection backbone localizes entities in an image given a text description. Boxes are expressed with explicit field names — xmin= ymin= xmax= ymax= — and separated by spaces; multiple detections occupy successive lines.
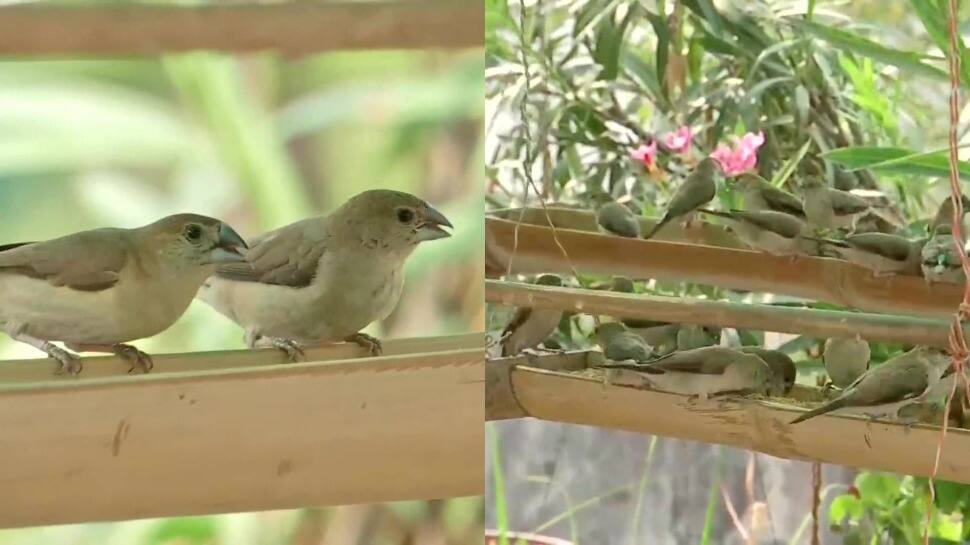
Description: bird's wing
xmin=669 ymin=176 xmax=716 ymax=216
xmin=830 ymin=191 xmax=870 ymax=215
xmin=848 ymin=360 xmax=929 ymax=406
xmin=762 ymin=187 xmax=805 ymax=216
xmin=847 ymin=234 xmax=912 ymax=261
xmin=647 ymin=347 xmax=735 ymax=375
xmin=215 ymin=218 xmax=327 ymax=287
xmin=0 ymin=229 xmax=130 ymax=291
xmin=500 ymin=307 xmax=533 ymax=356
xmin=731 ymin=210 xmax=801 ymax=238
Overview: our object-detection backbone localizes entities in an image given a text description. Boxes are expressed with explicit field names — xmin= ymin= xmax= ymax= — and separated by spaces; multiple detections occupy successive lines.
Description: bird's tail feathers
xmin=596 ymin=362 xmax=665 ymax=374
xmin=642 ymin=215 xmax=670 ymax=240
xmin=790 ymin=398 xmax=846 ymax=424
xmin=697 ymin=208 xmax=731 ymax=219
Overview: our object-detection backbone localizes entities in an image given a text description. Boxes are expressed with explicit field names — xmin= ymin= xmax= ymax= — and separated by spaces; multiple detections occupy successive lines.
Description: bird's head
xmin=333 ymin=190 xmax=453 ymax=254
xmin=143 ymin=214 xmax=248 ymax=271
xmin=610 ymin=275 xmax=635 ymax=293
xmin=914 ymin=345 xmax=954 ymax=373
xmin=733 ymin=173 xmax=763 ymax=190
xmin=594 ymin=321 xmax=628 ymax=347
xmin=695 ymin=157 xmax=719 ymax=177
xmin=535 ymin=274 xmax=563 ymax=287
xmin=741 ymin=347 xmax=796 ymax=396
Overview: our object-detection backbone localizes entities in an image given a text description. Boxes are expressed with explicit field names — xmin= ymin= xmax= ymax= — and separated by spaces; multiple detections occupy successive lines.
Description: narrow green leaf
xmin=646 ymin=12 xmax=670 ymax=95
xmin=594 ymin=3 xmax=637 ymax=80
xmin=770 ymin=139 xmax=813 ymax=187
xmin=797 ymin=20 xmax=949 ymax=82
xmin=823 ymin=146 xmax=970 ymax=181
xmin=909 ymin=0 xmax=970 ymax=87
xmin=622 ymin=50 xmax=663 ymax=98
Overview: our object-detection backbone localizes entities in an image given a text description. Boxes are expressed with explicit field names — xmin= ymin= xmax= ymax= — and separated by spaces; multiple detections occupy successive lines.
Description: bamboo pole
xmin=485 ymin=280 xmax=962 ymax=347
xmin=0 ymin=1 xmax=483 ymax=56
xmin=488 ymin=351 xmax=970 ymax=485
xmin=485 ymin=215 xmax=963 ymax=317
xmin=0 ymin=334 xmax=483 ymax=528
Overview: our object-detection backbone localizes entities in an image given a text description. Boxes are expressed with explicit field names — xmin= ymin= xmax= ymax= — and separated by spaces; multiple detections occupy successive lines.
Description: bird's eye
xmin=184 ymin=224 xmax=203 ymax=242
xmin=396 ymin=208 xmax=414 ymax=224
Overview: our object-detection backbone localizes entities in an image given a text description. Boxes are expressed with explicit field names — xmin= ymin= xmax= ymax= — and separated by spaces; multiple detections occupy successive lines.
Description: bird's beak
xmin=415 ymin=205 xmax=453 ymax=242
xmin=205 ymin=223 xmax=249 ymax=264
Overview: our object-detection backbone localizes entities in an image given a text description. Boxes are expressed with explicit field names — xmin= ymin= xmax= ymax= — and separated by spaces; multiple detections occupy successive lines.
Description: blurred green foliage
xmin=0 ymin=47 xmax=484 ymax=545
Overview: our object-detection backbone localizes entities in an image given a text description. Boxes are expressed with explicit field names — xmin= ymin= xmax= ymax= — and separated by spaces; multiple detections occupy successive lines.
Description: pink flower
xmin=630 ymin=141 xmax=657 ymax=169
xmin=663 ymin=126 xmax=693 ymax=154
xmin=710 ymin=131 xmax=765 ymax=177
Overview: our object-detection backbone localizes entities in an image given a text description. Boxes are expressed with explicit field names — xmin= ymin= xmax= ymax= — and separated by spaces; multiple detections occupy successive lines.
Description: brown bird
xmin=500 ymin=274 xmax=564 ymax=357
xmin=197 ymin=190 xmax=452 ymax=359
xmin=0 ymin=214 xmax=247 ymax=374
xmin=734 ymin=173 xmax=805 ymax=217
xmin=643 ymin=157 xmax=718 ymax=239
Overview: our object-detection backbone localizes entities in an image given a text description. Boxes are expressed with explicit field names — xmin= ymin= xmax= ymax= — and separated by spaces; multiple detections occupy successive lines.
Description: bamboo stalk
xmin=0 ymin=1 xmax=483 ymax=55
xmin=0 ymin=334 xmax=483 ymax=527
xmin=507 ymin=363 xmax=970 ymax=484
xmin=485 ymin=215 xmax=963 ymax=317
xmin=485 ymin=280 xmax=961 ymax=346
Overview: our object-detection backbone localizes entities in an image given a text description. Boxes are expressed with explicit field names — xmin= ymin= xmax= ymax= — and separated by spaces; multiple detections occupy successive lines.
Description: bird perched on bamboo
xmin=500 ymin=274 xmax=564 ymax=357
xmin=812 ymin=233 xmax=923 ymax=277
xmin=676 ymin=324 xmax=720 ymax=351
xmin=643 ymin=157 xmax=718 ymax=240
xmin=799 ymin=177 xmax=870 ymax=232
xmin=598 ymin=346 xmax=772 ymax=398
xmin=734 ymin=173 xmax=805 ymax=217
xmin=823 ymin=336 xmax=871 ymax=389
xmin=920 ymin=230 xmax=968 ymax=284
xmin=596 ymin=321 xmax=654 ymax=363
xmin=0 ymin=214 xmax=248 ymax=375
xmin=740 ymin=346 xmax=797 ymax=396
xmin=593 ymin=195 xmax=641 ymax=238
xmin=698 ymin=209 xmax=815 ymax=257
xmin=790 ymin=346 xmax=952 ymax=424
xmin=197 ymin=190 xmax=452 ymax=360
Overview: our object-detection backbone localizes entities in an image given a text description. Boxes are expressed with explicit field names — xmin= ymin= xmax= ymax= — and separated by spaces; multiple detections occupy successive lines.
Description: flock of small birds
xmin=498 ymin=159 xmax=970 ymax=425
xmin=593 ymin=157 xmax=970 ymax=284
xmin=499 ymin=279 xmax=959 ymax=425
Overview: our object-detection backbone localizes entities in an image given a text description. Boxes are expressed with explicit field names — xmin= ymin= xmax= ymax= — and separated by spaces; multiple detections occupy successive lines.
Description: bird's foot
xmin=113 ymin=344 xmax=154 ymax=374
xmin=244 ymin=331 xmax=305 ymax=363
xmin=48 ymin=344 xmax=82 ymax=376
xmin=346 ymin=333 xmax=382 ymax=356
xmin=267 ymin=337 xmax=305 ymax=363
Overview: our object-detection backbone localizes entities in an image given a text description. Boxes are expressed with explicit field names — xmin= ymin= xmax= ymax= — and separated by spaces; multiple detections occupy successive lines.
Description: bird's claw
xmin=114 ymin=344 xmax=153 ymax=374
xmin=346 ymin=333 xmax=382 ymax=356
xmin=48 ymin=345 xmax=82 ymax=376
xmin=271 ymin=338 xmax=305 ymax=363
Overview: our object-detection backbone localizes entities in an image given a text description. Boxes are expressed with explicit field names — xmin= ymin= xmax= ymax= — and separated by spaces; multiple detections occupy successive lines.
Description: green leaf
xmin=623 ymin=51 xmax=663 ymax=98
xmin=856 ymin=472 xmax=901 ymax=508
xmin=829 ymin=494 xmax=864 ymax=525
xmin=770 ymin=139 xmax=813 ymax=187
xmin=909 ymin=0 xmax=970 ymax=87
xmin=823 ymin=146 xmax=970 ymax=181
xmin=593 ymin=3 xmax=637 ymax=80
xmin=797 ymin=20 xmax=949 ymax=82
xmin=645 ymin=11 xmax=670 ymax=96
xmin=573 ymin=0 xmax=616 ymax=38
xmin=149 ymin=516 xmax=217 ymax=545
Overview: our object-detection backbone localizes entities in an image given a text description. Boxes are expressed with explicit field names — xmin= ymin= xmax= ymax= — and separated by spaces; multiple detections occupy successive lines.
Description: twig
xmin=811 ymin=462 xmax=821 ymax=545
xmin=506 ymin=0 xmax=582 ymax=286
